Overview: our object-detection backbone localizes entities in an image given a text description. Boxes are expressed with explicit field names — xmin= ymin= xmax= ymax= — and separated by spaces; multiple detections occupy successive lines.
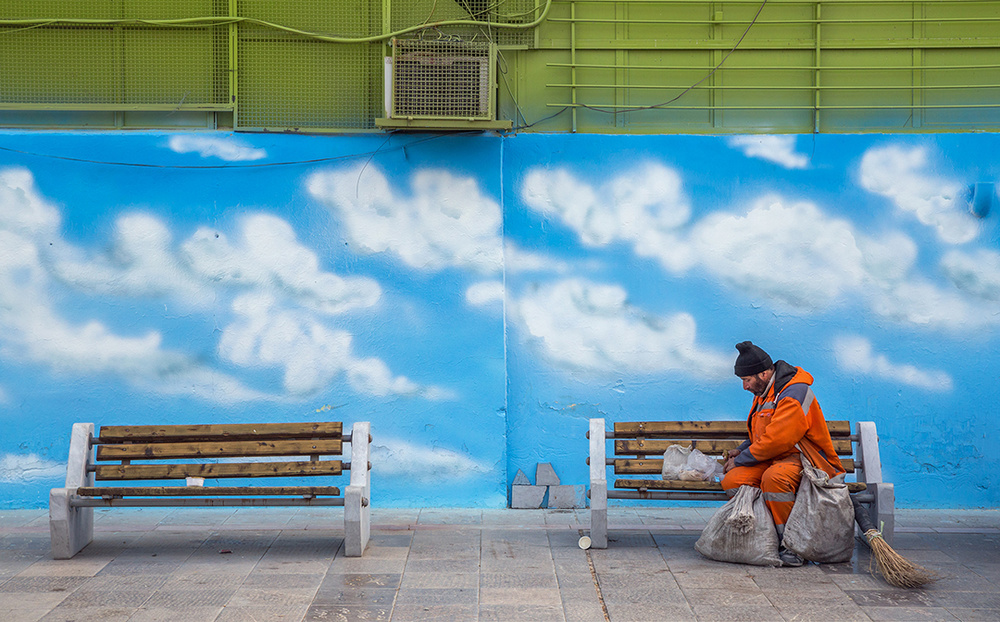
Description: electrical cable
xmin=0 ymin=132 xmax=463 ymax=170
xmin=575 ymin=0 xmax=768 ymax=115
xmin=0 ymin=0 xmax=553 ymax=44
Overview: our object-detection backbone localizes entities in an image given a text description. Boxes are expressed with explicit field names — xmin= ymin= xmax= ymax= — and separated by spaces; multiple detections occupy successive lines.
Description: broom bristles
xmin=864 ymin=529 xmax=938 ymax=588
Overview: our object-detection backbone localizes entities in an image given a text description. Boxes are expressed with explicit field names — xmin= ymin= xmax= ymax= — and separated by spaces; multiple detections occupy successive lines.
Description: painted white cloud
xmin=1 ymin=167 xmax=421 ymax=403
xmin=859 ymin=145 xmax=978 ymax=244
xmin=466 ymin=280 xmax=504 ymax=308
xmin=0 ymin=453 xmax=65 ymax=483
xmin=182 ymin=213 xmax=382 ymax=314
xmin=510 ymin=278 xmax=731 ymax=378
xmin=728 ymin=135 xmax=809 ymax=169
xmin=522 ymin=162 xmax=692 ymax=270
xmin=941 ymin=248 xmax=1000 ymax=302
xmin=219 ymin=292 xmax=446 ymax=399
xmin=370 ymin=438 xmax=492 ymax=482
xmin=306 ymin=164 xmax=502 ymax=273
xmin=833 ymin=335 xmax=953 ymax=391
xmin=167 ymin=135 xmax=267 ymax=161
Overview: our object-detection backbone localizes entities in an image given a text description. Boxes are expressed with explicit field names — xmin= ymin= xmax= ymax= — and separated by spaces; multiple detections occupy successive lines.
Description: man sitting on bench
xmin=721 ymin=341 xmax=846 ymax=567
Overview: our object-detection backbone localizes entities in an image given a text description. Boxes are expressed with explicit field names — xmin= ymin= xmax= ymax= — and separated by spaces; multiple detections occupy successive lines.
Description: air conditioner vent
xmin=389 ymin=38 xmax=494 ymax=121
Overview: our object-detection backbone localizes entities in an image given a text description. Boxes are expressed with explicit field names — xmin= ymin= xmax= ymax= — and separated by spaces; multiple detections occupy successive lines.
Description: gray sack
xmin=695 ymin=485 xmax=782 ymax=567
xmin=781 ymin=452 xmax=855 ymax=563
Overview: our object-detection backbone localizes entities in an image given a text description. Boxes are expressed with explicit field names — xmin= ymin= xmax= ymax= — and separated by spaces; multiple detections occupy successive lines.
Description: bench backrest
xmin=92 ymin=422 xmax=346 ymax=482
xmin=609 ymin=420 xmax=856 ymax=477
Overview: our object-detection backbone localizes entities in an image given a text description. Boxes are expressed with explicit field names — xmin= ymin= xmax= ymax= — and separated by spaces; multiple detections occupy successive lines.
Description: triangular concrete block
xmin=536 ymin=462 xmax=560 ymax=486
xmin=512 ymin=469 xmax=531 ymax=486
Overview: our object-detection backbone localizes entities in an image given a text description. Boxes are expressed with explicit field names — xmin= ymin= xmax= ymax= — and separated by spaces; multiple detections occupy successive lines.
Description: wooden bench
xmin=586 ymin=418 xmax=894 ymax=549
xmin=49 ymin=420 xmax=372 ymax=559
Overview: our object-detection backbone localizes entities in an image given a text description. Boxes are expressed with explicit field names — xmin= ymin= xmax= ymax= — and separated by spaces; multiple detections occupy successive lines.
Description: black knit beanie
xmin=734 ymin=341 xmax=772 ymax=377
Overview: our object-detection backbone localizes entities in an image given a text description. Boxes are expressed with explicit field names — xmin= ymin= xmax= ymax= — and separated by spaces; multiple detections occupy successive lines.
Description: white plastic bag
xmin=660 ymin=444 xmax=691 ymax=479
xmin=695 ymin=485 xmax=782 ymax=567
xmin=681 ymin=448 xmax=722 ymax=482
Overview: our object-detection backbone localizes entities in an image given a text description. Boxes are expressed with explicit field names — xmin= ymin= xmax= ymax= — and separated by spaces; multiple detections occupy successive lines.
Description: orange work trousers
xmin=721 ymin=453 xmax=802 ymax=536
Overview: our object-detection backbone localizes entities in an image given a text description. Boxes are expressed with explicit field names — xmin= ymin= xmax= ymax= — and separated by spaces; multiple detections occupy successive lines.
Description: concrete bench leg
xmin=590 ymin=480 xmax=608 ymax=549
xmin=869 ymin=482 xmax=895 ymax=547
xmin=344 ymin=422 xmax=371 ymax=557
xmin=49 ymin=489 xmax=92 ymax=559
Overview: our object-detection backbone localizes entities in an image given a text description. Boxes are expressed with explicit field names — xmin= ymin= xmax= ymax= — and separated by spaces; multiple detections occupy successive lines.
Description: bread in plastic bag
xmin=660 ymin=444 xmax=691 ymax=479
xmin=695 ymin=485 xmax=782 ymax=566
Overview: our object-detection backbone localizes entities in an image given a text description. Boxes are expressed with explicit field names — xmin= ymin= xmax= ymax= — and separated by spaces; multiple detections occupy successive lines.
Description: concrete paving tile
xmin=216 ymin=604 xmax=310 ymax=621
xmin=16 ymin=558 xmax=111 ymax=577
xmin=863 ymin=606 xmax=960 ymax=621
xmin=163 ymin=571 xmax=247 ymax=588
xmin=554 ymin=571 xmax=598 ymax=590
xmin=603 ymin=532 xmax=656 ymax=547
xmin=55 ymin=587 xmax=157 ymax=609
xmin=843 ymin=589 xmax=937 ymax=607
xmin=303 ymin=604 xmax=391 ymax=621
xmin=0 ymin=575 xmax=91 ymax=592
xmin=393 ymin=587 xmax=478 ymax=606
xmin=326 ymin=559 xmax=406 ymax=574
xmin=319 ymin=573 xmax=401 ymax=589
xmin=417 ymin=509 xmax=482 ymax=525
xmin=2 ymin=590 xmax=74 ymax=612
xmin=671 ymin=568 xmax=759 ymax=591
xmin=926 ymin=591 xmax=1000 ymax=609
xmin=943 ymin=608 xmax=1000 ymax=622
xmin=479 ymin=557 xmax=554 ymax=572
xmin=400 ymin=571 xmax=478 ymax=589
xmin=366 ymin=533 xmax=411 ymax=546
xmin=389 ymin=604 xmax=478 ymax=621
xmin=479 ymin=604 xmax=566 ymax=621
xmin=226 ymin=587 xmax=315 ymax=607
xmin=775 ymin=602 xmax=871 ymax=622
xmin=311 ymin=586 xmax=397 ymax=606
xmin=480 ymin=587 xmax=562 ymax=606
xmin=562 ymin=602 xmax=609 ymax=622
xmin=603 ymin=600 xmax=696 ymax=621
xmin=240 ymin=572 xmax=322 ymax=589
xmin=403 ymin=559 xmax=480 ymax=573
xmin=482 ymin=510 xmax=548 ymax=525
xmin=690 ymin=603 xmax=785 ymax=622
xmin=78 ymin=574 xmax=169 ymax=592
xmin=96 ymin=561 xmax=181 ymax=576
xmin=127 ymin=606 xmax=223 ymax=621
xmin=829 ymin=572 xmax=894 ymax=591
xmin=480 ymin=571 xmax=558 ymax=589
xmin=143 ymin=586 xmax=239 ymax=607
xmin=682 ymin=586 xmax=770 ymax=607
xmin=39 ymin=605 xmax=136 ymax=621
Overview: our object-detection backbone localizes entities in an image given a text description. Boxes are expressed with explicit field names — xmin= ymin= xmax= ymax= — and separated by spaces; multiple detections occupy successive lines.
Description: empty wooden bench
xmin=50 ymin=421 xmax=372 ymax=559
xmin=586 ymin=418 xmax=893 ymax=548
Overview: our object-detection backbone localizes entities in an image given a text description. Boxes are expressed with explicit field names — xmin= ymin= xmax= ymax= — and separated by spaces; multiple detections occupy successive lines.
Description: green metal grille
xmin=0 ymin=1 xmax=229 ymax=109
xmin=390 ymin=38 xmax=494 ymax=120
xmin=390 ymin=0 xmax=539 ymax=48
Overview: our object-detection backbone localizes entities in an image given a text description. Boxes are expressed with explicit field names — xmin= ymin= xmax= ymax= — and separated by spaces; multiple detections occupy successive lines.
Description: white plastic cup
xmin=578 ymin=536 xmax=592 ymax=550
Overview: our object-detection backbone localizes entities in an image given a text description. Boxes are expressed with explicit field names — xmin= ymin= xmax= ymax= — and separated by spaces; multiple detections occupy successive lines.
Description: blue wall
xmin=0 ymin=131 xmax=997 ymax=509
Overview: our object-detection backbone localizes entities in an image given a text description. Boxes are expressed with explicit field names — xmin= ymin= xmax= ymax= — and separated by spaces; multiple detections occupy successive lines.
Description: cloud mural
xmin=859 ymin=144 xmax=979 ymax=244
xmin=306 ymin=164 xmax=503 ymax=273
xmin=728 ymin=135 xmax=810 ymax=169
xmin=0 ymin=454 xmax=65 ymax=483
xmin=166 ymin=135 xmax=267 ymax=161
xmin=370 ymin=438 xmax=492 ymax=483
xmin=833 ymin=335 xmax=953 ymax=391
xmin=509 ymin=278 xmax=731 ymax=378
xmin=0 ymin=166 xmax=443 ymax=403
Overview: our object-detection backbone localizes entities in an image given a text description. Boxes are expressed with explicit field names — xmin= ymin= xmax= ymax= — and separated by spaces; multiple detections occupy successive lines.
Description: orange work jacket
xmin=734 ymin=360 xmax=845 ymax=478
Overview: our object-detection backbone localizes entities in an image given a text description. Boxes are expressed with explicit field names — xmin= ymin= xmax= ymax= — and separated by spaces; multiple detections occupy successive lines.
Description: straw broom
xmin=851 ymin=496 xmax=937 ymax=588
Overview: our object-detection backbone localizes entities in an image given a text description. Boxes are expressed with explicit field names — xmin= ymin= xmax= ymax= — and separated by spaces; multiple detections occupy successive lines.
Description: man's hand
xmin=723 ymin=448 xmax=741 ymax=474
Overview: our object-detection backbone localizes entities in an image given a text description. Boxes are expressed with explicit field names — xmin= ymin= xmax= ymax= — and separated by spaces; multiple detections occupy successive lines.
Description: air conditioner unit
xmin=377 ymin=38 xmax=511 ymax=131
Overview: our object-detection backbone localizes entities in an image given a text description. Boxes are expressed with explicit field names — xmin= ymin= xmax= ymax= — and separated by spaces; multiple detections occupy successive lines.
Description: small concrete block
xmin=511 ymin=485 xmax=547 ymax=509
xmin=512 ymin=469 xmax=531 ymax=486
xmin=536 ymin=463 xmax=560 ymax=486
xmin=547 ymin=485 xmax=585 ymax=509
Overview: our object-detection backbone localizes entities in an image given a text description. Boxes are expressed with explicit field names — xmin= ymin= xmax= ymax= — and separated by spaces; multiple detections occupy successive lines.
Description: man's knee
xmin=722 ymin=467 xmax=760 ymax=493
xmin=760 ymin=466 xmax=800 ymax=494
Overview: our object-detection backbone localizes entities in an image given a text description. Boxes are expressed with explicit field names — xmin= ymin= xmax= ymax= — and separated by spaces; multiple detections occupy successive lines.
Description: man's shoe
xmin=779 ymin=547 xmax=804 ymax=567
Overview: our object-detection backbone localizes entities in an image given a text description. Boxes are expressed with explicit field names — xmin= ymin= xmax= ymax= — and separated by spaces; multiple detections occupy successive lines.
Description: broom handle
xmin=851 ymin=494 xmax=878 ymax=533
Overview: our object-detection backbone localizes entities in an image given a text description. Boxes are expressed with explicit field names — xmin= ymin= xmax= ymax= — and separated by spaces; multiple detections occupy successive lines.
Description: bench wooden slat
xmin=94 ymin=460 xmax=344 ymax=481
xmin=615 ymin=438 xmax=853 ymax=457
xmin=614 ymin=420 xmax=851 ymax=438
xmin=613 ymin=457 xmax=855 ymax=475
xmin=96 ymin=439 xmax=343 ymax=461
xmin=77 ymin=486 xmax=341 ymax=497
xmin=98 ymin=422 xmax=342 ymax=442
xmin=614 ymin=479 xmax=867 ymax=493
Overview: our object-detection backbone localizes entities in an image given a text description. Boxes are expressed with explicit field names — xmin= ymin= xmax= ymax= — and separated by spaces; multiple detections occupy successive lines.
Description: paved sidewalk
xmin=0 ymin=507 xmax=998 ymax=621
